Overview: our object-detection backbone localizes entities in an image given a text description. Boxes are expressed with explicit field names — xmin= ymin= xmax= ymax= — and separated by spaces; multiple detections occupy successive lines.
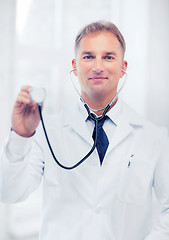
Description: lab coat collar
xmin=63 ymin=98 xmax=144 ymax=148
xmin=119 ymin=100 xmax=144 ymax=127
xmin=106 ymin=99 xmax=144 ymax=152
xmin=76 ymin=98 xmax=144 ymax=127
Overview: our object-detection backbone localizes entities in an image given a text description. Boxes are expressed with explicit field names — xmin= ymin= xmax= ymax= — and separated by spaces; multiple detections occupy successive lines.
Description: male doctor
xmin=0 ymin=21 xmax=169 ymax=240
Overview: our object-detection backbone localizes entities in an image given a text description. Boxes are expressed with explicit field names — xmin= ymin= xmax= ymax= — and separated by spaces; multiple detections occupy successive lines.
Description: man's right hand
xmin=11 ymin=86 xmax=41 ymax=137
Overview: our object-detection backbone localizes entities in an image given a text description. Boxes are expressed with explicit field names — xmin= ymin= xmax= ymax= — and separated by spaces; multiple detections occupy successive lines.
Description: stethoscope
xmin=30 ymin=69 xmax=127 ymax=170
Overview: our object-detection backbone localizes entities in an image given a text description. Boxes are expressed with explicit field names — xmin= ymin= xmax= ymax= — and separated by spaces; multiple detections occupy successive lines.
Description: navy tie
xmin=92 ymin=115 xmax=109 ymax=165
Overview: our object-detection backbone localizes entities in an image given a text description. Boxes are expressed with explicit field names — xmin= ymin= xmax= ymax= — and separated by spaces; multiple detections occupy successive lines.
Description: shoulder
xmin=120 ymin=101 xmax=168 ymax=140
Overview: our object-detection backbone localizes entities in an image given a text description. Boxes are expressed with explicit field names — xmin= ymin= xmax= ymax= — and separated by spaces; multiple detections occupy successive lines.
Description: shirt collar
xmin=64 ymin=97 xmax=143 ymax=130
xmin=77 ymin=98 xmax=122 ymax=126
xmin=105 ymin=99 xmax=121 ymax=126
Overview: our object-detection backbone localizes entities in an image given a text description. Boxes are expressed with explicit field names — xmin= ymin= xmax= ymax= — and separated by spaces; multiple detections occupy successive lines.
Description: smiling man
xmin=0 ymin=21 xmax=169 ymax=240
xmin=72 ymin=26 xmax=127 ymax=115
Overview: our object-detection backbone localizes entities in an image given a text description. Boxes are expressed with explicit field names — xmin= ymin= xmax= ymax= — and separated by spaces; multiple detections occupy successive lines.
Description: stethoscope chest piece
xmin=30 ymin=87 xmax=47 ymax=104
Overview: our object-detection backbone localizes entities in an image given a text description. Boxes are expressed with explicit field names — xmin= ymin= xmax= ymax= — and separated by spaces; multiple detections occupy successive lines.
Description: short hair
xmin=75 ymin=21 xmax=126 ymax=56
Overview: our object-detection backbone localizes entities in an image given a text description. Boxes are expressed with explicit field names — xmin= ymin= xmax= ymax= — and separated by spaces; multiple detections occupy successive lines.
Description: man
xmin=0 ymin=21 xmax=169 ymax=240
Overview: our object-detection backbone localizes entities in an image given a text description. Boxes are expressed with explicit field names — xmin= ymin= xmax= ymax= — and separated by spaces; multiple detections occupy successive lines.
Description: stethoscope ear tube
xmin=38 ymin=104 xmax=99 ymax=170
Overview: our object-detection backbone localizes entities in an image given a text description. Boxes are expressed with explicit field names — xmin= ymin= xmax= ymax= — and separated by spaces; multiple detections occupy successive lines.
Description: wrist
xmin=11 ymin=128 xmax=36 ymax=138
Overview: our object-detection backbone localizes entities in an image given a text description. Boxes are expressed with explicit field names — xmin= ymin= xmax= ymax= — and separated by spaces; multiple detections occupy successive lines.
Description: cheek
xmin=110 ymin=66 xmax=122 ymax=77
xmin=76 ymin=65 xmax=91 ymax=77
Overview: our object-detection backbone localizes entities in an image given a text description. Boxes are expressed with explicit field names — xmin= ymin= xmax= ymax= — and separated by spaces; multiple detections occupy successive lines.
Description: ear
xmin=72 ymin=59 xmax=77 ymax=76
xmin=120 ymin=60 xmax=128 ymax=78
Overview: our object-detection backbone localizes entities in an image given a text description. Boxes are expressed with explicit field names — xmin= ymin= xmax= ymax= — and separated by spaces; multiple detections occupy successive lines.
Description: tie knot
xmin=98 ymin=116 xmax=108 ymax=128
xmin=90 ymin=114 xmax=108 ymax=128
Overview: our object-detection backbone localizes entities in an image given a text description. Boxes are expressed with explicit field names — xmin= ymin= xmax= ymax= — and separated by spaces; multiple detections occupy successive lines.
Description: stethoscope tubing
xmin=38 ymin=71 xmax=127 ymax=170
xmin=38 ymin=104 xmax=106 ymax=170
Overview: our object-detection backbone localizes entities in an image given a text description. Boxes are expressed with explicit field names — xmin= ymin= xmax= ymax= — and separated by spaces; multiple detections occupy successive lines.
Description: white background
xmin=0 ymin=0 xmax=169 ymax=239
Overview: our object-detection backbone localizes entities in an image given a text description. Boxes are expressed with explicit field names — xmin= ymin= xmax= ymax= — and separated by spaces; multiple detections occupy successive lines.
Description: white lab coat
xmin=0 ymin=99 xmax=169 ymax=240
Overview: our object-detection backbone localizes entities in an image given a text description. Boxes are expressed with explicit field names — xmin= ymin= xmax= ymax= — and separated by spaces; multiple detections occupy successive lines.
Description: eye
xmin=83 ymin=55 xmax=94 ymax=60
xmin=105 ymin=56 xmax=114 ymax=60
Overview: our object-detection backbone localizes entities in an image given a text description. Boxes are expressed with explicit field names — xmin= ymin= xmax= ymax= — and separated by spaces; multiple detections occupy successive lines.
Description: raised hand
xmin=11 ymin=86 xmax=41 ymax=137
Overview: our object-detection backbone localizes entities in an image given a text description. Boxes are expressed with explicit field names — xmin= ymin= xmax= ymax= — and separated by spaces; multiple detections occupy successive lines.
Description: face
xmin=72 ymin=31 xmax=127 ymax=104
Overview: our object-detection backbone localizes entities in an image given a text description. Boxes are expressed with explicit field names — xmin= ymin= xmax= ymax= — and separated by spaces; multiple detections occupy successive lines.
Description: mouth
xmin=88 ymin=76 xmax=108 ymax=81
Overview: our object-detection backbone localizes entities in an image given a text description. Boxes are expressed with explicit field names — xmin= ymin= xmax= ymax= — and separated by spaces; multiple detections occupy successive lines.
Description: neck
xmin=81 ymin=94 xmax=118 ymax=116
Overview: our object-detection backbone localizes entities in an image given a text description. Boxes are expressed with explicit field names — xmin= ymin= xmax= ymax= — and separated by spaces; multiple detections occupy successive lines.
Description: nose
xmin=92 ymin=58 xmax=104 ymax=73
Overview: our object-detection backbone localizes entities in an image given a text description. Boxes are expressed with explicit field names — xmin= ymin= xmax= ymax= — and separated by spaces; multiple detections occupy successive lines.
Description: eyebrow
xmin=105 ymin=52 xmax=117 ymax=56
xmin=81 ymin=51 xmax=93 ymax=55
xmin=81 ymin=51 xmax=117 ymax=56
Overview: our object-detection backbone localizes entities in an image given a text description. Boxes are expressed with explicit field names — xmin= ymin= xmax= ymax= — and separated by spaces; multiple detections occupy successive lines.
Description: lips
xmin=88 ymin=76 xmax=108 ymax=80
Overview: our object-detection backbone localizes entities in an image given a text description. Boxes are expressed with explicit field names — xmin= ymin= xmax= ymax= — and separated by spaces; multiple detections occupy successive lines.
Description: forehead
xmin=76 ymin=31 xmax=123 ymax=55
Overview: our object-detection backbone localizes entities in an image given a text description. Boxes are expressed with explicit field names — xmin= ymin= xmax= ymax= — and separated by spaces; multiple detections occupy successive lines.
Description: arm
xmin=0 ymin=86 xmax=44 ymax=202
xmin=145 ymin=130 xmax=169 ymax=239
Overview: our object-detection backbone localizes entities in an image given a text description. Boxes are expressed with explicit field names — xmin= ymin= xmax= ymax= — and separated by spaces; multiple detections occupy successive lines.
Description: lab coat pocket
xmin=118 ymin=156 xmax=153 ymax=206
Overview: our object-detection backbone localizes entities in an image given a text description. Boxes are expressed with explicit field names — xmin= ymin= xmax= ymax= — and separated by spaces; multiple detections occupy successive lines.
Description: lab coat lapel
xmin=63 ymin=101 xmax=93 ymax=146
xmin=107 ymin=102 xmax=143 ymax=152
xmin=71 ymin=116 xmax=93 ymax=146
xmin=108 ymin=118 xmax=133 ymax=152
xmin=63 ymin=100 xmax=143 ymax=152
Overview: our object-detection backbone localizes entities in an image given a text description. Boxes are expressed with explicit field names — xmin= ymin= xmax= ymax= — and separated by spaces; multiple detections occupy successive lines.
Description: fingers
xmin=16 ymin=86 xmax=34 ymax=106
xmin=12 ymin=86 xmax=41 ymax=137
